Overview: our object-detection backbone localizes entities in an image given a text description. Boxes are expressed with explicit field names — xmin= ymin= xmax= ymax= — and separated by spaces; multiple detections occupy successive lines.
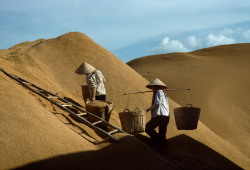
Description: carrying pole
xmin=124 ymin=88 xmax=190 ymax=95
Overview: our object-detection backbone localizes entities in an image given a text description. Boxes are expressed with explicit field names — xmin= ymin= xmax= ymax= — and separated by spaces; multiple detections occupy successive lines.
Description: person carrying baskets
xmin=145 ymin=78 xmax=170 ymax=147
xmin=75 ymin=62 xmax=106 ymax=101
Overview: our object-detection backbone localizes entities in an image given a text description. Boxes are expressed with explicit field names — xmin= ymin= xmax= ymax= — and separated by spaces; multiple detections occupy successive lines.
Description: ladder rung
xmin=11 ymin=75 xmax=18 ymax=78
xmin=62 ymin=104 xmax=73 ymax=107
xmin=48 ymin=96 xmax=58 ymax=99
xmin=92 ymin=120 xmax=102 ymax=125
xmin=37 ymin=89 xmax=44 ymax=92
xmin=78 ymin=112 xmax=87 ymax=116
xmin=108 ymin=129 xmax=118 ymax=135
xmin=23 ymin=82 xmax=32 ymax=85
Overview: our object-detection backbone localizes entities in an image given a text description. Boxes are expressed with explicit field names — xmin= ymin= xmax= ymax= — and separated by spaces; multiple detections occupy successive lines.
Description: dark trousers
xmin=95 ymin=95 xmax=106 ymax=101
xmin=145 ymin=116 xmax=169 ymax=142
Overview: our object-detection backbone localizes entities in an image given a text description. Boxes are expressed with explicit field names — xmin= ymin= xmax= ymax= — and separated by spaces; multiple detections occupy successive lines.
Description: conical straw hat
xmin=146 ymin=78 xmax=167 ymax=89
xmin=75 ymin=62 xmax=96 ymax=75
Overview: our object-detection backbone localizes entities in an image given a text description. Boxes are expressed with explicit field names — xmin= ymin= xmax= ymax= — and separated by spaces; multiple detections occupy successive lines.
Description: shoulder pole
xmin=124 ymin=88 xmax=190 ymax=95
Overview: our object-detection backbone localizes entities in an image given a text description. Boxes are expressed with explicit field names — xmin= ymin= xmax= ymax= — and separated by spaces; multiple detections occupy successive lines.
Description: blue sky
xmin=0 ymin=0 xmax=250 ymax=62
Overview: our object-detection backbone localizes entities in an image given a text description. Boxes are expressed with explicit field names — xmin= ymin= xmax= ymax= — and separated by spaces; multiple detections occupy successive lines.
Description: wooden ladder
xmin=0 ymin=68 xmax=128 ymax=142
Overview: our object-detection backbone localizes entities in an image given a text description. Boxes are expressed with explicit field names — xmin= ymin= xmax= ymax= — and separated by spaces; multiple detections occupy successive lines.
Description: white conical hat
xmin=146 ymin=78 xmax=167 ymax=89
xmin=75 ymin=62 xmax=96 ymax=75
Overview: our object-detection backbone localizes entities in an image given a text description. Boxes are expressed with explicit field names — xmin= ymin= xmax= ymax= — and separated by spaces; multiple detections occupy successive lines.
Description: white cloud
xmin=150 ymin=27 xmax=250 ymax=58
xmin=205 ymin=34 xmax=235 ymax=46
xmin=242 ymin=30 xmax=250 ymax=41
xmin=185 ymin=36 xmax=200 ymax=48
xmin=159 ymin=37 xmax=189 ymax=52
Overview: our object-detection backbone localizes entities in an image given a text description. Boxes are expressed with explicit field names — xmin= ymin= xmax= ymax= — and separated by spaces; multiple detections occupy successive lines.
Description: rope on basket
xmin=185 ymin=89 xmax=191 ymax=106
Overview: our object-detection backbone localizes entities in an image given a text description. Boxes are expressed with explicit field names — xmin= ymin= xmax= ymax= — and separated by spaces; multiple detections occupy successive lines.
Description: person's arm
xmin=89 ymin=87 xmax=96 ymax=102
xmin=146 ymin=90 xmax=162 ymax=112
xmin=146 ymin=103 xmax=159 ymax=112
xmin=86 ymin=74 xmax=97 ymax=101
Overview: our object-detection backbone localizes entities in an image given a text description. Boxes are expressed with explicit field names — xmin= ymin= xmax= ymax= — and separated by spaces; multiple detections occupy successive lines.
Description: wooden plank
xmin=108 ymin=129 xmax=118 ymax=135
xmin=92 ymin=120 xmax=102 ymax=125
xmin=62 ymin=104 xmax=73 ymax=107
xmin=78 ymin=112 xmax=87 ymax=116
xmin=48 ymin=96 xmax=58 ymax=99
xmin=22 ymin=82 xmax=32 ymax=85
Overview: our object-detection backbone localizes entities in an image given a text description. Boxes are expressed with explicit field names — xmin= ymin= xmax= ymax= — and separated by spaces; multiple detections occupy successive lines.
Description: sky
xmin=0 ymin=0 xmax=250 ymax=62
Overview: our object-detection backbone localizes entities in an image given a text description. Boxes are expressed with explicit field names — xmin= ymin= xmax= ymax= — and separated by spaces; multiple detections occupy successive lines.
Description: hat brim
xmin=146 ymin=85 xmax=167 ymax=89
xmin=75 ymin=62 xmax=96 ymax=75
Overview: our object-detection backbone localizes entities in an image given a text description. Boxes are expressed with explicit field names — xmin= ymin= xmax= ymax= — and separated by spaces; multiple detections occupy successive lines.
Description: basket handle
xmin=186 ymin=104 xmax=193 ymax=107
xmin=124 ymin=108 xmax=130 ymax=112
xmin=134 ymin=107 xmax=141 ymax=112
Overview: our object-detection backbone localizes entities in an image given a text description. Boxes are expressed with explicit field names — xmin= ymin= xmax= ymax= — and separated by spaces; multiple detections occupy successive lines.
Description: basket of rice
xmin=86 ymin=100 xmax=113 ymax=123
xmin=174 ymin=104 xmax=200 ymax=130
xmin=118 ymin=108 xmax=146 ymax=134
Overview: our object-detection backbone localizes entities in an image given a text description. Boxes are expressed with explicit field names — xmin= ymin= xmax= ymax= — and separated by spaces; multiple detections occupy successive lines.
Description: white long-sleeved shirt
xmin=86 ymin=70 xmax=106 ymax=96
xmin=151 ymin=90 xmax=169 ymax=118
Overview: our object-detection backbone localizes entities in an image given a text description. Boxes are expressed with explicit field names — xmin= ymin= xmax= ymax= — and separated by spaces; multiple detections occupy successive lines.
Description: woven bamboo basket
xmin=118 ymin=108 xmax=146 ymax=134
xmin=86 ymin=100 xmax=113 ymax=123
xmin=174 ymin=104 xmax=200 ymax=130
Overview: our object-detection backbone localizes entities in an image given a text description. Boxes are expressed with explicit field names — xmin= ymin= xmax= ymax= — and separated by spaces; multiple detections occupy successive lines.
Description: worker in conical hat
xmin=145 ymin=78 xmax=170 ymax=147
xmin=75 ymin=62 xmax=106 ymax=101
